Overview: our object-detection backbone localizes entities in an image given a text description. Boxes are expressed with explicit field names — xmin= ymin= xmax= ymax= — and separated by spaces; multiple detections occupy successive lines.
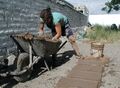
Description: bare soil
xmin=1 ymin=40 xmax=120 ymax=88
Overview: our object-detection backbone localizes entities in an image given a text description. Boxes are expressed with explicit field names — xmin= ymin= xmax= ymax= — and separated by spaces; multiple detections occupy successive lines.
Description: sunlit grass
xmin=85 ymin=24 xmax=120 ymax=43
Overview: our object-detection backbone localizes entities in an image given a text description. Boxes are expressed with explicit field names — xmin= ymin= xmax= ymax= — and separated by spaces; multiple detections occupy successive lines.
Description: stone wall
xmin=0 ymin=0 xmax=88 ymax=54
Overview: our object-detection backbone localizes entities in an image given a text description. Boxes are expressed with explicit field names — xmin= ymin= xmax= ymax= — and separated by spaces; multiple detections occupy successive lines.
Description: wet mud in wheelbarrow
xmin=7 ymin=33 xmax=67 ymax=82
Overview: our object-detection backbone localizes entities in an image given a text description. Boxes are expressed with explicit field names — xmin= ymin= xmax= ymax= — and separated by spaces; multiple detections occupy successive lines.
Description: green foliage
xmin=111 ymin=0 xmax=120 ymax=5
xmin=85 ymin=24 xmax=120 ymax=43
xmin=102 ymin=0 xmax=120 ymax=13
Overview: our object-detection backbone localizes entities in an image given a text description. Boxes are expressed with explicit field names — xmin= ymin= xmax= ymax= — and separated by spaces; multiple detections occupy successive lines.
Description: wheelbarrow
xmin=0 ymin=33 xmax=67 ymax=82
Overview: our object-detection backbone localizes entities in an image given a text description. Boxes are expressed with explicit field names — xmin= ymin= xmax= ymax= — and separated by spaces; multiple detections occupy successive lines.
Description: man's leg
xmin=65 ymin=22 xmax=84 ymax=59
xmin=68 ymin=35 xmax=80 ymax=56
xmin=68 ymin=35 xmax=84 ymax=59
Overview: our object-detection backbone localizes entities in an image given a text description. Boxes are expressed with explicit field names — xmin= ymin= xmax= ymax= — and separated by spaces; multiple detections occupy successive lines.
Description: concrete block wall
xmin=0 ymin=0 xmax=88 ymax=54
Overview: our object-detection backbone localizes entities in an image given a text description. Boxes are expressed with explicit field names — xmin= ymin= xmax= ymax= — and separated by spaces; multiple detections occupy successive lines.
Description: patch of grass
xmin=85 ymin=24 xmax=120 ymax=43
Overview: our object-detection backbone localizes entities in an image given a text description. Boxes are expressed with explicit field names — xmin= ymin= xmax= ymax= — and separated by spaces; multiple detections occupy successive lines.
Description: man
xmin=39 ymin=7 xmax=83 ymax=58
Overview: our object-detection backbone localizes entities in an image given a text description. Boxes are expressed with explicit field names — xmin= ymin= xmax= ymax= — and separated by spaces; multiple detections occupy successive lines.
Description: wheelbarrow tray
xmin=12 ymin=33 xmax=62 ymax=57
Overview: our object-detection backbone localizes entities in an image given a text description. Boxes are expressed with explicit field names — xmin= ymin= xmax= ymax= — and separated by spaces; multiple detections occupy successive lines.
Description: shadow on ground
xmin=30 ymin=50 xmax=75 ymax=79
xmin=0 ymin=50 xmax=75 ymax=88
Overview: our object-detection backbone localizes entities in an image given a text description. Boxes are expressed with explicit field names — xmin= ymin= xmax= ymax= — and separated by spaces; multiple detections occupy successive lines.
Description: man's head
xmin=40 ymin=7 xmax=53 ymax=24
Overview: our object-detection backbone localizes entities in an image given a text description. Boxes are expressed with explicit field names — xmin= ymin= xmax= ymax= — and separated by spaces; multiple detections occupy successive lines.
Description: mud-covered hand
xmin=38 ymin=31 xmax=44 ymax=36
xmin=52 ymin=37 xmax=57 ymax=41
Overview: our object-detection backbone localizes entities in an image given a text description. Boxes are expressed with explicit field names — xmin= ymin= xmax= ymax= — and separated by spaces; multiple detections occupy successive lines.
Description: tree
xmin=102 ymin=0 xmax=120 ymax=13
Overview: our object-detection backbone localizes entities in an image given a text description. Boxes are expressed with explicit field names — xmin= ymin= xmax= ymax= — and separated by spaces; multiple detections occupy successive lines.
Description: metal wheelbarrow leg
xmin=51 ymin=40 xmax=67 ymax=67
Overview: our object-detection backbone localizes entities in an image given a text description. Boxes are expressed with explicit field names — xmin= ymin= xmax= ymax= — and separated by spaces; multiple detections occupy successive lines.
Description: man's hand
xmin=38 ymin=22 xmax=44 ymax=36
xmin=52 ymin=37 xmax=57 ymax=41
xmin=54 ymin=23 xmax=62 ymax=39
xmin=38 ymin=31 xmax=44 ymax=36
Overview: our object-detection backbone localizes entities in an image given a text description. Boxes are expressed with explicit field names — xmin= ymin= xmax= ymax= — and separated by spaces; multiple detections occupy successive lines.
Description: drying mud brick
xmin=99 ymin=56 xmax=109 ymax=65
xmin=84 ymin=56 xmax=109 ymax=65
xmin=72 ymin=63 xmax=103 ymax=72
xmin=78 ymin=59 xmax=102 ymax=66
xmin=56 ymin=57 xmax=105 ymax=88
xmin=56 ymin=78 xmax=99 ymax=88
xmin=68 ymin=70 xmax=102 ymax=81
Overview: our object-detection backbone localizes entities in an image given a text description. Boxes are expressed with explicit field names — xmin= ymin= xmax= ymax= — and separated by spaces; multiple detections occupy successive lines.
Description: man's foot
xmin=76 ymin=54 xmax=84 ymax=59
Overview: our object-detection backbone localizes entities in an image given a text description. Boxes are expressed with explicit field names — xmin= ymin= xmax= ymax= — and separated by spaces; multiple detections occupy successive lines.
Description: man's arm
xmin=39 ymin=23 xmax=44 ymax=32
xmin=39 ymin=18 xmax=45 ymax=32
xmin=38 ymin=23 xmax=44 ymax=36
xmin=53 ymin=23 xmax=62 ymax=39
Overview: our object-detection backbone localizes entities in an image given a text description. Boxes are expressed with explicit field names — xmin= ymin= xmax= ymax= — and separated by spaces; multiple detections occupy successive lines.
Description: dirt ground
xmin=1 ymin=40 xmax=120 ymax=88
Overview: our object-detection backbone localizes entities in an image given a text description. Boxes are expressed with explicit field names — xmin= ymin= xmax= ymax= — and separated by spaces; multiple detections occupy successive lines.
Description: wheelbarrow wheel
xmin=14 ymin=53 xmax=32 ymax=82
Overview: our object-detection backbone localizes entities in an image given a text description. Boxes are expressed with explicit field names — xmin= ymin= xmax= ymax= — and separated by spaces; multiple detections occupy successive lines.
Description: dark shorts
xmin=65 ymin=23 xmax=73 ymax=38
xmin=51 ymin=21 xmax=73 ymax=38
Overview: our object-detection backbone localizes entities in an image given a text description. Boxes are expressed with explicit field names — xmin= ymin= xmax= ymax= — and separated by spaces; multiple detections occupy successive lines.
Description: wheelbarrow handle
xmin=57 ymin=40 xmax=67 ymax=52
xmin=10 ymin=35 xmax=25 ymax=52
